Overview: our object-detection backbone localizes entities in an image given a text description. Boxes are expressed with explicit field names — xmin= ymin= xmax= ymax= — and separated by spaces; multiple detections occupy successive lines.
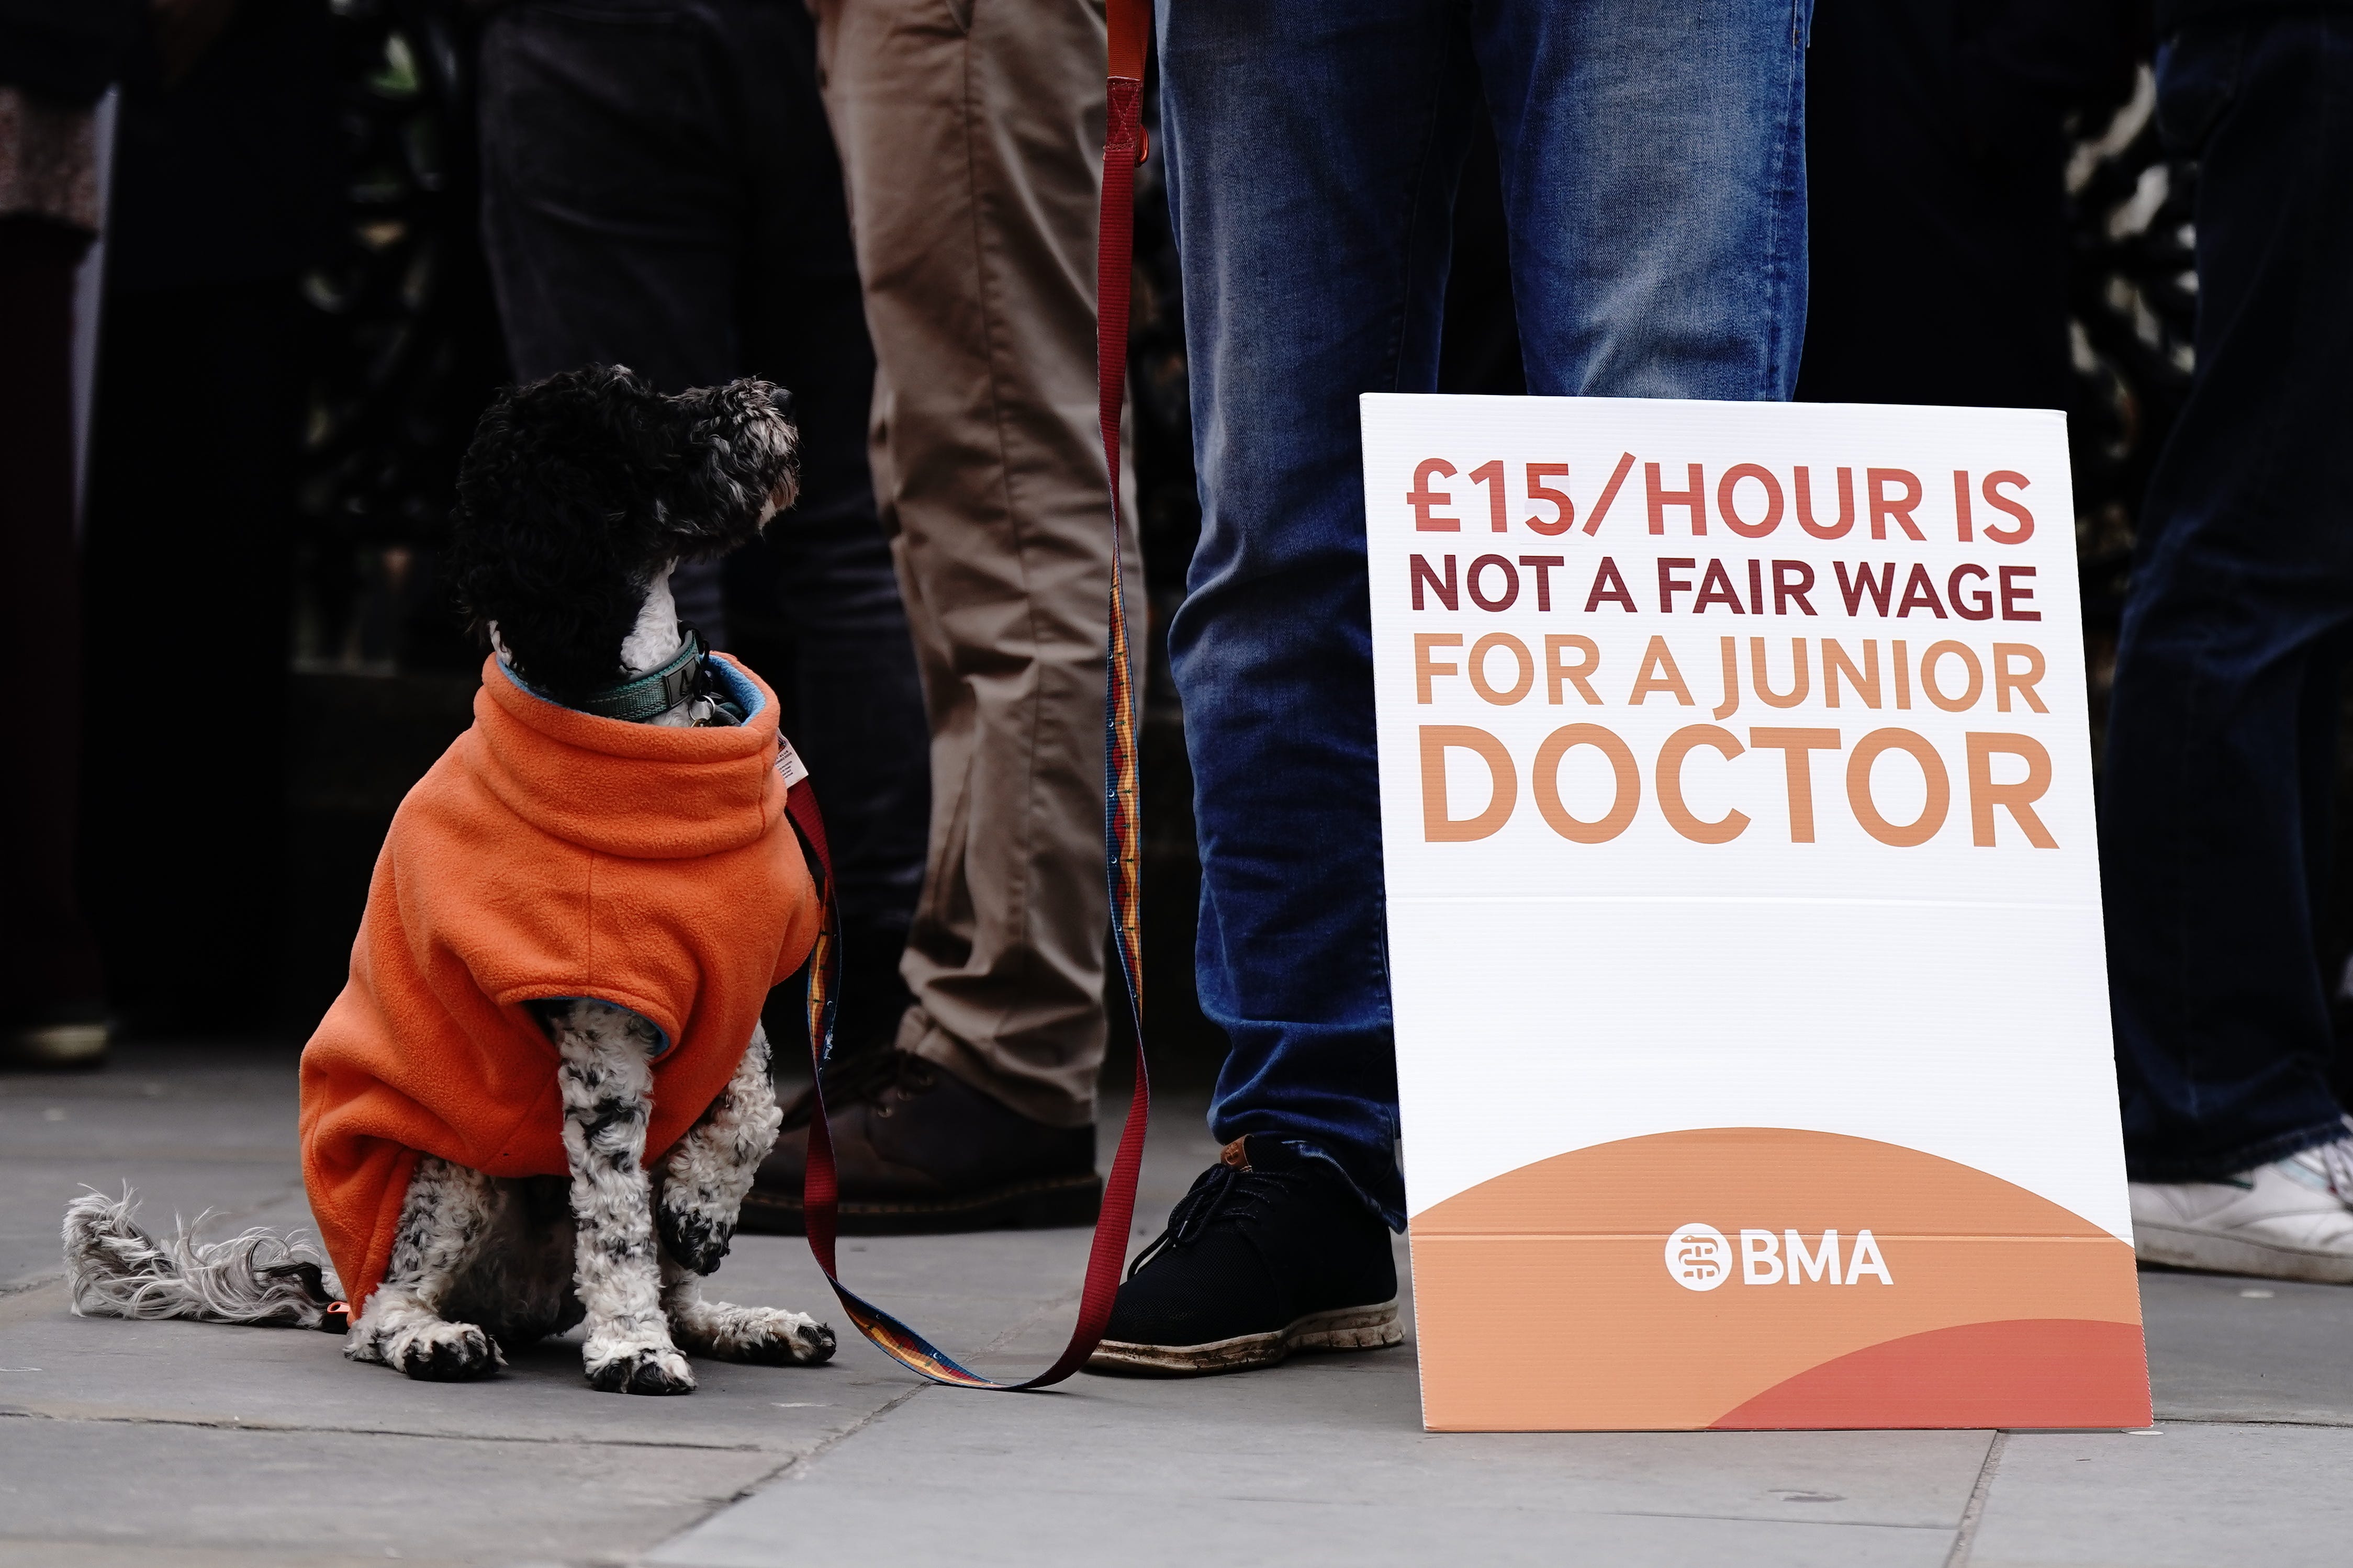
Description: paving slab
xmin=1966 ymin=1424 xmax=2353 ymax=1568
xmin=0 ymin=1416 xmax=783 ymax=1568
xmin=2141 ymin=1268 xmax=2353 ymax=1425
xmin=0 ymin=1043 xmax=306 ymax=1290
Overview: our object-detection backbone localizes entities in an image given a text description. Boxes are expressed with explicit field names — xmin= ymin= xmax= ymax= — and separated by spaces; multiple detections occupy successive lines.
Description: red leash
xmin=789 ymin=0 xmax=1155 ymax=1390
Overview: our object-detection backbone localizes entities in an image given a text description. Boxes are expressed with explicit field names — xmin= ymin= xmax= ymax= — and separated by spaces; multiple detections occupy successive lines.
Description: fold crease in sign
xmin=1361 ymin=394 xmax=2149 ymax=1432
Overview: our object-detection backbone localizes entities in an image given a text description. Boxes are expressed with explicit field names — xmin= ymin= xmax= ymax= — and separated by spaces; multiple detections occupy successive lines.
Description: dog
xmin=65 ymin=366 xmax=837 ymax=1395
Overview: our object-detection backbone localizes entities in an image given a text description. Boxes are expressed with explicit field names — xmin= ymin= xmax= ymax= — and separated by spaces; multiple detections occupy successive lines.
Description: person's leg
xmin=1085 ymin=0 xmax=1476 ymax=1374
xmin=1160 ymin=0 xmax=1479 ymax=1229
xmin=739 ymin=0 xmax=1140 ymax=1235
xmin=1093 ymin=0 xmax=1810 ymax=1377
xmin=2101 ymin=18 xmax=2353 ymax=1210
xmin=79 ymin=281 xmax=298 ymax=1034
xmin=1478 ymin=0 xmax=1809 ymax=401
xmin=0 ymin=217 xmax=106 ymax=1063
xmin=477 ymin=0 xmax=743 ymax=638
xmin=1164 ymin=0 xmax=1808 ymax=1225
xmin=808 ymin=0 xmax=1140 ymax=1126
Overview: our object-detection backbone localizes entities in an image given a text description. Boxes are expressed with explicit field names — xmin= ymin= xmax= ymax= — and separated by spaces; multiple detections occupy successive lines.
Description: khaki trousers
xmin=812 ymin=0 xmax=1140 ymax=1127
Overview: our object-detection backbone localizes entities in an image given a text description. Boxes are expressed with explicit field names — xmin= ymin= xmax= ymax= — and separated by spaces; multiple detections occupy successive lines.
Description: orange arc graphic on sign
xmin=1408 ymin=1127 xmax=2150 ymax=1431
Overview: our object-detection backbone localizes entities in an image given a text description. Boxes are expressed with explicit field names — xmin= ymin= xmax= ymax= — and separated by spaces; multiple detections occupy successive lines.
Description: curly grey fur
xmin=545 ymin=997 xmax=697 ymax=1394
xmin=663 ymin=1254 xmax=835 ymax=1366
xmin=657 ymin=1024 xmax=785 ymax=1274
xmin=63 ymin=1189 xmax=340 ymax=1329
xmin=646 ymin=1027 xmax=833 ymax=1368
xmin=344 ymin=1157 xmax=511 ymax=1381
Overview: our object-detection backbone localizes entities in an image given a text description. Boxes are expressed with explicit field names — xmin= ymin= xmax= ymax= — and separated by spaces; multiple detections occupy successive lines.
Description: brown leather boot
xmin=740 ymin=1051 xmax=1101 ymax=1235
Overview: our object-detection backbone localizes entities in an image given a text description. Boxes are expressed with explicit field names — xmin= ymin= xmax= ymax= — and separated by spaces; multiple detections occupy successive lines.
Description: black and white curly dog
xmin=63 ymin=366 xmax=836 ymax=1393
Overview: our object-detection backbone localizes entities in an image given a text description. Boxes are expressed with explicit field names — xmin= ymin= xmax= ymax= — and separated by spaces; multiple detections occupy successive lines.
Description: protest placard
xmin=1363 ymin=394 xmax=2150 ymax=1431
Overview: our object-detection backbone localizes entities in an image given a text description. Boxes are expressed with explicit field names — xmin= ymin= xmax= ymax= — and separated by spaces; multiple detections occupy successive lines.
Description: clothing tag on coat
xmin=774 ymin=737 xmax=810 ymax=789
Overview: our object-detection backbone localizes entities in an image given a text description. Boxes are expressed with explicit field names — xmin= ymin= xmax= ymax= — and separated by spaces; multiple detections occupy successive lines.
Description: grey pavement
xmin=3 ymin=1044 xmax=2347 ymax=1567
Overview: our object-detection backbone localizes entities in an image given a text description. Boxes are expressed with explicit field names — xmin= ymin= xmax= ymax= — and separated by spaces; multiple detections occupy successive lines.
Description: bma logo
xmin=1665 ymin=1224 xmax=1733 ymax=1290
xmin=1664 ymin=1224 xmax=1893 ymax=1292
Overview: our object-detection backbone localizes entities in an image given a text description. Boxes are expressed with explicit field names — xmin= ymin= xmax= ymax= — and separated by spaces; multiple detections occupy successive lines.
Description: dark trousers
xmin=2101 ymin=14 xmax=2353 ymax=1179
xmin=0 ymin=219 xmax=104 ymax=1026
xmin=79 ymin=282 xmax=301 ymax=1032
xmin=477 ymin=0 xmax=928 ymax=1044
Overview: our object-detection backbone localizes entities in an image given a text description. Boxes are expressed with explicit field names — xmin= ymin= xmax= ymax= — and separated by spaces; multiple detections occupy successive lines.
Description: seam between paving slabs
xmin=1184 ymin=1501 xmax=1964 ymax=1531
xmin=0 ymin=1541 xmax=469 ymax=1568
xmin=1943 ymin=1429 xmax=2008 ymax=1568
xmin=0 ymin=1406 xmax=775 ymax=1453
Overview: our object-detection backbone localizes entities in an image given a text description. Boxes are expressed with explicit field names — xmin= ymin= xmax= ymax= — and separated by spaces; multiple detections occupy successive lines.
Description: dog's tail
xmin=63 ymin=1187 xmax=342 ymax=1330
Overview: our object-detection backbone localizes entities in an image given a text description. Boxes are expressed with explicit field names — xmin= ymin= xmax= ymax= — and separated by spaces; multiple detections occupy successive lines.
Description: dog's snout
xmin=765 ymin=386 xmax=794 ymax=422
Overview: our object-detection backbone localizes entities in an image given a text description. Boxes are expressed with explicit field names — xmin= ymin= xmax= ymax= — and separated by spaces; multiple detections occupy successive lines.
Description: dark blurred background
xmin=40 ymin=0 xmax=2337 ymax=1088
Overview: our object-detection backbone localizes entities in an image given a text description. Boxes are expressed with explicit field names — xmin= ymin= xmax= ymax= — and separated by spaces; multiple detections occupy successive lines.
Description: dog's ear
xmin=450 ymin=366 xmax=678 ymax=694
xmin=652 ymin=378 xmax=801 ymax=558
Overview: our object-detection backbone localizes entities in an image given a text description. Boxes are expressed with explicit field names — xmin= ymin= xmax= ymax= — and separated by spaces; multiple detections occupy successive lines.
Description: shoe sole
xmin=2134 ymin=1221 xmax=2353 ymax=1284
xmin=1083 ymin=1300 xmax=1406 ymax=1378
xmin=736 ymin=1172 xmax=1103 ymax=1236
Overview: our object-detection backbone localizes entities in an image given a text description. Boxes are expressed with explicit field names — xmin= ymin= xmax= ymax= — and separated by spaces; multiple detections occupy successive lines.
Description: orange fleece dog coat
xmin=299 ymin=653 xmax=819 ymax=1313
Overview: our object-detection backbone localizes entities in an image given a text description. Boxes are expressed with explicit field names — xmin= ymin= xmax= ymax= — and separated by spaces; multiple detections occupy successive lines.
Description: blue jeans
xmin=2100 ymin=15 xmax=2353 ymax=1181
xmin=1158 ymin=0 xmax=1812 ymax=1225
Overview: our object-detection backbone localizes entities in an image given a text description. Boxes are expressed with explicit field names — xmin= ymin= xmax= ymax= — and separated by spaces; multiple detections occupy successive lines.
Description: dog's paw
xmin=389 ymin=1320 xmax=505 ymax=1383
xmin=584 ymin=1339 xmax=697 ymax=1395
xmin=675 ymin=1303 xmax=836 ymax=1368
xmin=728 ymin=1311 xmax=834 ymax=1369
xmin=656 ymin=1202 xmax=732 ymax=1277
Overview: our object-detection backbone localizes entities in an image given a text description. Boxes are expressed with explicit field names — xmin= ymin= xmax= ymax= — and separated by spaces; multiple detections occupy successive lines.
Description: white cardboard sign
xmin=1362 ymin=394 xmax=2149 ymax=1432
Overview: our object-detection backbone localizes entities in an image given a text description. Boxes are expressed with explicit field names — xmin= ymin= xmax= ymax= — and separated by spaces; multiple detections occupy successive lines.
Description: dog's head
xmin=450 ymin=365 xmax=799 ymax=696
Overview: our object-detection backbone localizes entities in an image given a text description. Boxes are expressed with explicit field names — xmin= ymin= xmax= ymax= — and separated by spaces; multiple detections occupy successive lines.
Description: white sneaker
xmin=2131 ymin=1131 xmax=2353 ymax=1283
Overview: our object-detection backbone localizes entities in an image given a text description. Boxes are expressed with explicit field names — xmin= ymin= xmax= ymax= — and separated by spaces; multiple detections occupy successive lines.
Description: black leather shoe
xmin=1085 ymin=1135 xmax=1403 ymax=1376
xmin=739 ymin=1051 xmax=1101 ymax=1235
